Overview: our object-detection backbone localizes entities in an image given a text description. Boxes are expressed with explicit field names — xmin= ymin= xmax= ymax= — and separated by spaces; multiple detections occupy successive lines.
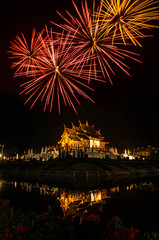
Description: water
xmin=0 ymin=177 xmax=159 ymax=232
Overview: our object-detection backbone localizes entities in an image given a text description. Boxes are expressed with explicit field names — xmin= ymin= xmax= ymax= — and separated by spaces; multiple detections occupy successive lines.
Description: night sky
xmin=0 ymin=0 xmax=159 ymax=155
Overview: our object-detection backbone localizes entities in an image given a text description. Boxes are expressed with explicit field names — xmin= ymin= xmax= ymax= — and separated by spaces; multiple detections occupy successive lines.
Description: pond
xmin=0 ymin=176 xmax=159 ymax=232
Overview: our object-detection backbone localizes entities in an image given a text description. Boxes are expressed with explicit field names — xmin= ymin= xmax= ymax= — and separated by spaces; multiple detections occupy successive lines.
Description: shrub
xmin=0 ymin=199 xmax=159 ymax=240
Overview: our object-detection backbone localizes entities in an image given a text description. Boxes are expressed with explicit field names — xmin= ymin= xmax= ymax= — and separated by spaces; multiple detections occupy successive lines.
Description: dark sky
xmin=0 ymin=0 xmax=159 ymax=155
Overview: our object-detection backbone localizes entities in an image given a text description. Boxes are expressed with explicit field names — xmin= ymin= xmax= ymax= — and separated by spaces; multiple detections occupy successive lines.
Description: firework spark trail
xmin=97 ymin=0 xmax=159 ymax=46
xmin=8 ymin=29 xmax=46 ymax=75
xmin=8 ymin=0 xmax=159 ymax=114
xmin=12 ymin=27 xmax=103 ymax=114
xmin=51 ymin=0 xmax=142 ymax=84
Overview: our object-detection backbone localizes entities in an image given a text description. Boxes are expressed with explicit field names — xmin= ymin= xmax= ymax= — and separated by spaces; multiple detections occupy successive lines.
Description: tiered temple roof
xmin=65 ymin=128 xmax=81 ymax=141
xmin=71 ymin=121 xmax=104 ymax=140
xmin=60 ymin=121 xmax=105 ymax=144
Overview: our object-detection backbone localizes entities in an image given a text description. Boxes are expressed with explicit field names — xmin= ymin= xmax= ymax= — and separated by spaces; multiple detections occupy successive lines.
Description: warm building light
xmin=59 ymin=121 xmax=107 ymax=151
xmin=91 ymin=191 xmax=95 ymax=202
xmin=94 ymin=140 xmax=100 ymax=148
xmin=96 ymin=192 xmax=102 ymax=201
xmin=90 ymin=140 xmax=94 ymax=148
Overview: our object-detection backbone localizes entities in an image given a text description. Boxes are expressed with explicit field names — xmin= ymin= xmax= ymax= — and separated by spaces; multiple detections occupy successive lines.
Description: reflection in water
xmin=0 ymin=179 xmax=157 ymax=220
xmin=57 ymin=189 xmax=111 ymax=218
xmin=0 ymin=180 xmax=119 ymax=218
xmin=126 ymin=182 xmax=155 ymax=191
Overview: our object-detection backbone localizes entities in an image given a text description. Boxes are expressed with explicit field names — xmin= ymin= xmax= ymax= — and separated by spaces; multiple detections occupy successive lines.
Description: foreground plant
xmin=0 ymin=199 xmax=158 ymax=240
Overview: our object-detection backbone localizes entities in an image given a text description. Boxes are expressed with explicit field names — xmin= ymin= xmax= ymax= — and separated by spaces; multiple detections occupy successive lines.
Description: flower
xmin=121 ymin=227 xmax=140 ymax=240
xmin=86 ymin=213 xmax=101 ymax=224
xmin=1 ymin=225 xmax=32 ymax=240
xmin=1 ymin=200 xmax=10 ymax=208
xmin=104 ymin=230 xmax=121 ymax=240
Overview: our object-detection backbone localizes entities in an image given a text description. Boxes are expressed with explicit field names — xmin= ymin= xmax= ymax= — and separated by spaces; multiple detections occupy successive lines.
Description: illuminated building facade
xmin=59 ymin=121 xmax=108 ymax=150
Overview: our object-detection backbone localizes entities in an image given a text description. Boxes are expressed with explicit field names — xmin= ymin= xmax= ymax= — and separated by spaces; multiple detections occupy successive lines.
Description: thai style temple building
xmin=58 ymin=120 xmax=109 ymax=151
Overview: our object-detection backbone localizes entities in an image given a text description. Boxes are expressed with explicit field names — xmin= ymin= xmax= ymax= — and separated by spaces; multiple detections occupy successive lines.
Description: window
xmin=90 ymin=140 xmax=94 ymax=148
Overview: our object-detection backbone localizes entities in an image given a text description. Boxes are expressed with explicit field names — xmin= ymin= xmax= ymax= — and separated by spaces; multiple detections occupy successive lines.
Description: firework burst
xmin=8 ymin=0 xmax=159 ymax=114
xmin=52 ymin=0 xmax=141 ymax=84
xmin=11 ymin=27 xmax=103 ymax=114
xmin=9 ymin=29 xmax=46 ymax=75
xmin=97 ymin=0 xmax=159 ymax=46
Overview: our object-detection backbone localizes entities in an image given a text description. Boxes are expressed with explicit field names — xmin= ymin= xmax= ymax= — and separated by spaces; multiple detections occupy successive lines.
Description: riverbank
xmin=0 ymin=158 xmax=159 ymax=188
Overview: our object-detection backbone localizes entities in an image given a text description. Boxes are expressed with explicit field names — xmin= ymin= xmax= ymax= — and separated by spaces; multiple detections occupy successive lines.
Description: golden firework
xmin=97 ymin=0 xmax=159 ymax=46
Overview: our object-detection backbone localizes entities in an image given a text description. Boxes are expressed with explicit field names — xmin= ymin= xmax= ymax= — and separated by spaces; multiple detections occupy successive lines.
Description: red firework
xmin=52 ymin=0 xmax=142 ymax=84
xmin=11 ymin=27 xmax=103 ymax=114
xmin=9 ymin=28 xmax=45 ymax=75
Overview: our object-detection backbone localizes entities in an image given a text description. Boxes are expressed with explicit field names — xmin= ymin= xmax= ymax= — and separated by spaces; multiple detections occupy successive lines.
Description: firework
xmin=9 ymin=0 xmax=159 ymax=114
xmin=9 ymin=28 xmax=46 ymax=75
xmin=97 ymin=0 xmax=159 ymax=46
xmin=52 ymin=0 xmax=141 ymax=84
xmin=12 ymin=27 xmax=102 ymax=114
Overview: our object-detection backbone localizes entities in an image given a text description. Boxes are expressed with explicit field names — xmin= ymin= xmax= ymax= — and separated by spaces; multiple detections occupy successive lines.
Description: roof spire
xmin=78 ymin=120 xmax=81 ymax=126
xmin=97 ymin=129 xmax=101 ymax=134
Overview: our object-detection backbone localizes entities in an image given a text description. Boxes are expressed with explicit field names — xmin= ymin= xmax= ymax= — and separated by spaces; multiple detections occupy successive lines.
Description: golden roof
xmin=64 ymin=121 xmax=104 ymax=140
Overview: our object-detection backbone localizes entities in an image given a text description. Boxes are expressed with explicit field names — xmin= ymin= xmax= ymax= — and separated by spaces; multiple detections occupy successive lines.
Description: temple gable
xmin=59 ymin=121 xmax=108 ymax=150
